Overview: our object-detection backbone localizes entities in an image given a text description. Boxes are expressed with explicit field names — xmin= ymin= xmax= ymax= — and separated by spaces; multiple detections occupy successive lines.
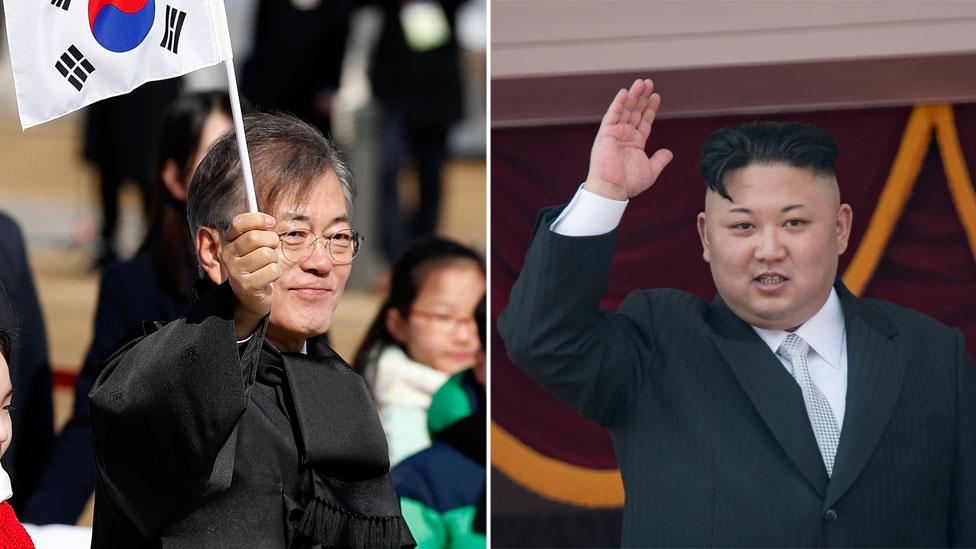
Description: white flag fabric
xmin=2 ymin=0 xmax=233 ymax=129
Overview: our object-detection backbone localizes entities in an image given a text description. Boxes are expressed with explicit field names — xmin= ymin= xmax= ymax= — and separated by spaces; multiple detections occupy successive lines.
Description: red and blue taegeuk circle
xmin=89 ymin=0 xmax=155 ymax=53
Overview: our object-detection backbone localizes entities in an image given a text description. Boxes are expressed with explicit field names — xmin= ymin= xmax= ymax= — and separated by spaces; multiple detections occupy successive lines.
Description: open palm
xmin=585 ymin=79 xmax=673 ymax=200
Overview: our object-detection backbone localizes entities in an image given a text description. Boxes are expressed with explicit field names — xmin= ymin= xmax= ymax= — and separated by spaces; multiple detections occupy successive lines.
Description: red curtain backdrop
xmin=491 ymin=104 xmax=976 ymax=547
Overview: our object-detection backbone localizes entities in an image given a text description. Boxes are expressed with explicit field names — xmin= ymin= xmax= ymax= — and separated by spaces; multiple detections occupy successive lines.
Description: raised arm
xmin=499 ymin=80 xmax=671 ymax=427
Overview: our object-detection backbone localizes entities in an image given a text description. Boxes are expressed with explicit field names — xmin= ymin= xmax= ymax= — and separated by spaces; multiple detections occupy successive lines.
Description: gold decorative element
xmin=931 ymin=105 xmax=976 ymax=257
xmin=491 ymin=422 xmax=624 ymax=507
xmin=842 ymin=106 xmax=932 ymax=295
xmin=843 ymin=104 xmax=976 ymax=295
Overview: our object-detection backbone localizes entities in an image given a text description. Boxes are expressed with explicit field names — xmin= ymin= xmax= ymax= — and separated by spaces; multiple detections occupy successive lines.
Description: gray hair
xmin=187 ymin=112 xmax=355 ymax=236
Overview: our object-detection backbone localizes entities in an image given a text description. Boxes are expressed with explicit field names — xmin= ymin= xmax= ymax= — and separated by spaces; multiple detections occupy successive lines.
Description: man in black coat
xmin=89 ymin=114 xmax=413 ymax=548
xmin=499 ymin=79 xmax=976 ymax=546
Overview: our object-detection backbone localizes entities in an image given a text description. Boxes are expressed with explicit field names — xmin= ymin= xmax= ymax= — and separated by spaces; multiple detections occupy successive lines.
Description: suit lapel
xmin=824 ymin=283 xmax=906 ymax=509
xmin=707 ymin=297 xmax=828 ymax=498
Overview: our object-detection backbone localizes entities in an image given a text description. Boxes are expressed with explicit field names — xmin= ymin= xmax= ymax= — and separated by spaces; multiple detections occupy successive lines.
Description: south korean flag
xmin=2 ymin=0 xmax=233 ymax=129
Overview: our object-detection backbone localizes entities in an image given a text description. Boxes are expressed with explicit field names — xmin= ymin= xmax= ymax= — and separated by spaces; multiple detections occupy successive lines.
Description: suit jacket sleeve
xmin=950 ymin=329 xmax=976 ymax=546
xmin=88 ymin=283 xmax=254 ymax=538
xmin=498 ymin=206 xmax=656 ymax=427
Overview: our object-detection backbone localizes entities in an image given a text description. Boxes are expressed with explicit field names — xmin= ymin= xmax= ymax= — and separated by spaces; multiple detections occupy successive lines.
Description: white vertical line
xmin=224 ymin=59 xmax=258 ymax=213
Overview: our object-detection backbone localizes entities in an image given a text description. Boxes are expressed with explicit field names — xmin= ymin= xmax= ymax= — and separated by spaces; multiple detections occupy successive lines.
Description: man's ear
xmin=385 ymin=307 xmax=409 ymax=345
xmin=697 ymin=212 xmax=711 ymax=263
xmin=161 ymin=159 xmax=187 ymax=202
xmin=836 ymin=203 xmax=853 ymax=255
xmin=195 ymin=226 xmax=226 ymax=285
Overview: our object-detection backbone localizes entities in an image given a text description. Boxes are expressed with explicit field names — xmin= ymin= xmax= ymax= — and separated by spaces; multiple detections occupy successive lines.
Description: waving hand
xmin=585 ymin=79 xmax=673 ymax=201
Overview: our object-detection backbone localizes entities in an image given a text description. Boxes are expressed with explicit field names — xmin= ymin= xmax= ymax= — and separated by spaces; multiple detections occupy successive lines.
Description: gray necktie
xmin=778 ymin=333 xmax=840 ymax=477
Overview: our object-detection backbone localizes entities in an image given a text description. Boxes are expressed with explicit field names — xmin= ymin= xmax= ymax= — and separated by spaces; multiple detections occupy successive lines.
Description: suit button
xmin=823 ymin=509 xmax=838 ymax=522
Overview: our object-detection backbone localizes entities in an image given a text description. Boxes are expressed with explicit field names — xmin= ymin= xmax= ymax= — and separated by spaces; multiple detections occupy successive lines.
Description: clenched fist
xmin=221 ymin=211 xmax=281 ymax=339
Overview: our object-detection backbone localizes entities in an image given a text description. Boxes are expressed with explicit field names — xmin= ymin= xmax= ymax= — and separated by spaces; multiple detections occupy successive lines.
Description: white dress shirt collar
xmin=236 ymin=336 xmax=309 ymax=354
xmin=752 ymin=288 xmax=845 ymax=369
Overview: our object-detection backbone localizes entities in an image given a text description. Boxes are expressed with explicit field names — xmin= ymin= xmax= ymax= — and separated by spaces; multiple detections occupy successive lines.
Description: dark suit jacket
xmin=498 ymin=207 xmax=976 ymax=547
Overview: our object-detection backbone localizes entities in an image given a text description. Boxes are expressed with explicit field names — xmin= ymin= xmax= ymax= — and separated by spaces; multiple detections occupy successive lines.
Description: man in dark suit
xmin=499 ymin=79 xmax=976 ymax=546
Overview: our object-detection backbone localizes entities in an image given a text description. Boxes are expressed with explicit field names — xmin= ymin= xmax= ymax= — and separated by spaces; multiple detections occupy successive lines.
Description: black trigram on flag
xmin=50 ymin=0 xmax=71 ymax=10
xmin=160 ymin=5 xmax=187 ymax=54
xmin=55 ymin=46 xmax=95 ymax=92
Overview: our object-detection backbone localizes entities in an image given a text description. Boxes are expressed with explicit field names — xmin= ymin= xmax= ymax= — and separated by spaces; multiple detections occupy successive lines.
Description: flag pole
xmin=224 ymin=59 xmax=258 ymax=213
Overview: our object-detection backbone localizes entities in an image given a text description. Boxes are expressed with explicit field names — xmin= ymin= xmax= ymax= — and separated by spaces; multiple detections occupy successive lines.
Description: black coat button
xmin=823 ymin=509 xmax=838 ymax=522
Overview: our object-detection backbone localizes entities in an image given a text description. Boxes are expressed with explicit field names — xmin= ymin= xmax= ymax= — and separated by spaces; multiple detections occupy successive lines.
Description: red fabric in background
xmin=865 ymin=139 xmax=976 ymax=350
xmin=492 ymin=105 xmax=976 ymax=471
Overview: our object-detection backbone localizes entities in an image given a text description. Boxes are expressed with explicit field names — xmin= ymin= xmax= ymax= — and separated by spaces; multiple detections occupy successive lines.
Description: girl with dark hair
xmin=0 ymin=327 xmax=35 ymax=548
xmin=22 ymin=91 xmax=239 ymax=525
xmin=353 ymin=237 xmax=485 ymax=466
xmin=140 ymin=91 xmax=237 ymax=302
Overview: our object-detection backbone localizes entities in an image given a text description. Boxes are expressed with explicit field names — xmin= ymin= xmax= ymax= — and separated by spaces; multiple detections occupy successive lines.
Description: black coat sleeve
xmin=89 ymin=284 xmax=253 ymax=538
xmin=498 ymin=206 xmax=656 ymax=427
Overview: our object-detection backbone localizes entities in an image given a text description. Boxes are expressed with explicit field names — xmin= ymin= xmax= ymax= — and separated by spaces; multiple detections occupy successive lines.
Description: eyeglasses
xmin=409 ymin=309 xmax=477 ymax=334
xmin=277 ymin=227 xmax=364 ymax=265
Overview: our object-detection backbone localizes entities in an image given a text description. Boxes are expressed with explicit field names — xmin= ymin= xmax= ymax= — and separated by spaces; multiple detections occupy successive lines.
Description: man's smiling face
xmin=697 ymin=162 xmax=853 ymax=331
xmin=265 ymin=169 xmax=352 ymax=351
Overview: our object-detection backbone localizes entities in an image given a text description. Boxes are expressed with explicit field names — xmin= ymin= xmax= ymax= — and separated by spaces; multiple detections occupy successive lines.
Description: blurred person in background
xmin=86 ymin=79 xmax=181 ymax=269
xmin=22 ymin=92 xmax=237 ymax=525
xmin=369 ymin=0 xmax=466 ymax=262
xmin=392 ymin=293 xmax=486 ymax=549
xmin=0 ymin=325 xmax=36 ymax=548
xmin=0 ymin=213 xmax=53 ymax=514
xmin=353 ymin=237 xmax=484 ymax=466
xmin=242 ymin=0 xmax=352 ymax=138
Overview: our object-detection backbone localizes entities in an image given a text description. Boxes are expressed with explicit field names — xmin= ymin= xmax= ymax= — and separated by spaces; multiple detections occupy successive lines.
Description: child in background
xmin=392 ymin=294 xmax=487 ymax=548
xmin=353 ymin=238 xmax=485 ymax=466
xmin=0 ymin=327 xmax=36 ymax=548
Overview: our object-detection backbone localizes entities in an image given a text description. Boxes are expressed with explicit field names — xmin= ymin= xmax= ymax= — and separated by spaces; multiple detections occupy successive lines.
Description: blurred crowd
xmin=0 ymin=0 xmax=486 ymax=547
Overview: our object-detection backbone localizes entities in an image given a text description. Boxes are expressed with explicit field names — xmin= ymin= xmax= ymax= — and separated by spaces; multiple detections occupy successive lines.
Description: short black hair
xmin=698 ymin=121 xmax=838 ymax=200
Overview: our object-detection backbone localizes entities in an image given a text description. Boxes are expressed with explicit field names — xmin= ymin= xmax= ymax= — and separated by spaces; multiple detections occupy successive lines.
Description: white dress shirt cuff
xmin=550 ymin=184 xmax=629 ymax=236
